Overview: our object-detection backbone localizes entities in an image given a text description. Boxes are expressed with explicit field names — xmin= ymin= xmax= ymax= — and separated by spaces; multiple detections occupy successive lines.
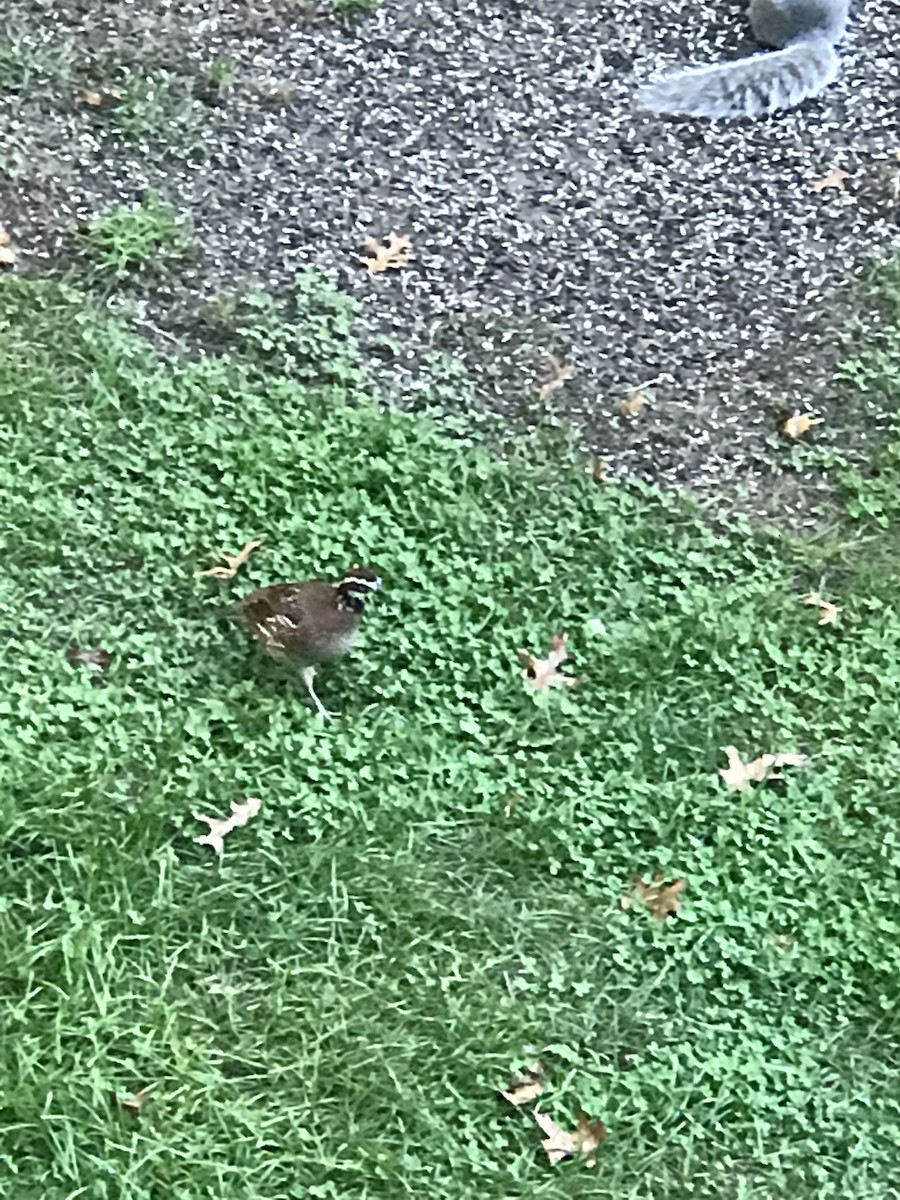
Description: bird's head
xmin=336 ymin=566 xmax=383 ymax=613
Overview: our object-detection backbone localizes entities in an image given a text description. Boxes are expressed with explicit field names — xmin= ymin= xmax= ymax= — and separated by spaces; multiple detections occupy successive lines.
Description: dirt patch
xmin=1 ymin=0 xmax=898 ymax=519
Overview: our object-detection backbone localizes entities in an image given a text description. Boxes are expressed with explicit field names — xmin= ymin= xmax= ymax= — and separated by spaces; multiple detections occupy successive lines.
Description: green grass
xmin=332 ymin=0 xmax=382 ymax=17
xmin=83 ymin=70 xmax=204 ymax=156
xmin=76 ymin=191 xmax=195 ymax=283
xmin=2 ymin=273 xmax=900 ymax=1199
xmin=0 ymin=33 xmax=75 ymax=92
xmin=834 ymin=260 xmax=900 ymax=529
xmin=195 ymin=58 xmax=236 ymax=105
xmin=192 ymin=274 xmax=367 ymax=391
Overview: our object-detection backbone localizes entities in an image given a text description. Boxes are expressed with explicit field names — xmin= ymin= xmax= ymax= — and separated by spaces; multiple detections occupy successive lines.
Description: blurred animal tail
xmin=635 ymin=38 xmax=840 ymax=120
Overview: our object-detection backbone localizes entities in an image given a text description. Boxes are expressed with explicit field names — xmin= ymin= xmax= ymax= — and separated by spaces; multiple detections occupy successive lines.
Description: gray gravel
xmin=2 ymin=0 xmax=899 ymax=508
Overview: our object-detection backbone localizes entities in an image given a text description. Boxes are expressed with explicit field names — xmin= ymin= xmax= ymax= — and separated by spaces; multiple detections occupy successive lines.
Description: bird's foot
xmin=309 ymin=696 xmax=338 ymax=722
xmin=300 ymin=666 xmax=338 ymax=721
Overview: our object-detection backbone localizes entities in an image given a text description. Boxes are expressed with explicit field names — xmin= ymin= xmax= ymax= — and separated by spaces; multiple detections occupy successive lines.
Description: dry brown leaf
xmin=75 ymin=87 xmax=123 ymax=107
xmin=534 ymin=1110 xmax=576 ymax=1165
xmin=194 ymin=797 xmax=261 ymax=856
xmin=770 ymin=932 xmax=796 ymax=954
xmin=518 ymin=634 xmax=577 ymax=691
xmin=121 ymin=1086 xmax=153 ymax=1115
xmin=782 ymin=411 xmax=824 ymax=439
xmin=589 ymin=455 xmax=608 ymax=483
xmin=572 ymin=1112 xmax=608 ymax=1166
xmin=617 ymin=389 xmax=650 ymax=419
xmin=808 ymin=167 xmax=850 ymax=193
xmin=66 ymin=644 xmax=113 ymax=671
xmin=537 ymin=354 xmax=575 ymax=404
xmin=0 ymin=226 xmax=16 ymax=266
xmin=817 ymin=602 xmax=842 ymax=626
xmin=801 ymin=592 xmax=843 ymax=626
xmin=627 ymin=874 xmax=686 ymax=920
xmin=534 ymin=1109 xmax=608 ymax=1167
xmin=359 ymin=232 xmax=412 ymax=274
xmin=719 ymin=746 xmax=809 ymax=792
xmin=503 ymin=792 xmax=525 ymax=818
xmin=500 ymin=1066 xmax=544 ymax=1106
xmin=200 ymin=539 xmax=263 ymax=580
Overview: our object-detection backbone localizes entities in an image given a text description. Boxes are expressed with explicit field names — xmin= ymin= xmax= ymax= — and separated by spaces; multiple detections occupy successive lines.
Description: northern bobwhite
xmin=241 ymin=565 xmax=382 ymax=720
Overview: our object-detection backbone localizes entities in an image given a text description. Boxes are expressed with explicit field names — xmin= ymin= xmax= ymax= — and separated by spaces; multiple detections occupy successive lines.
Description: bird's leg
xmin=300 ymin=664 xmax=336 ymax=721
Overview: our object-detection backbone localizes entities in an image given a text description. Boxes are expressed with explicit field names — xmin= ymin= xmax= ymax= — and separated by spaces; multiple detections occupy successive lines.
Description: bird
xmin=240 ymin=565 xmax=382 ymax=720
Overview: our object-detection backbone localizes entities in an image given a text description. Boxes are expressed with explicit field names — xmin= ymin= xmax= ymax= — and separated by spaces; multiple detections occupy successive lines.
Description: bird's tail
xmin=635 ymin=39 xmax=840 ymax=120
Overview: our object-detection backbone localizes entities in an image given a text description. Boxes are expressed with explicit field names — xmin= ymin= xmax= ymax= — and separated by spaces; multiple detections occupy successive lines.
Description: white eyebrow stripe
xmin=342 ymin=576 xmax=380 ymax=589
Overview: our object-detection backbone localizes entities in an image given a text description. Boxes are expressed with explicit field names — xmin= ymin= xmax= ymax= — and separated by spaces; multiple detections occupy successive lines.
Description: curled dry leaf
xmin=801 ymin=592 xmax=843 ymax=626
xmin=75 ymin=86 xmax=124 ymax=107
xmin=617 ymin=389 xmax=650 ymax=419
xmin=518 ymin=634 xmax=577 ymax=691
xmin=534 ymin=1109 xmax=608 ymax=1167
xmin=808 ymin=167 xmax=850 ymax=193
xmin=889 ymin=151 xmax=900 ymax=208
xmin=589 ymin=455 xmax=608 ymax=483
xmin=537 ymin=354 xmax=575 ymax=404
xmin=500 ymin=1067 xmax=544 ymax=1107
xmin=782 ymin=411 xmax=824 ymax=439
xmin=359 ymin=232 xmax=412 ymax=274
xmin=194 ymin=796 xmax=261 ymax=856
xmin=121 ymin=1086 xmax=153 ymax=1115
xmin=200 ymin=539 xmax=263 ymax=580
xmin=503 ymin=792 xmax=525 ymax=818
xmin=66 ymin=644 xmax=113 ymax=671
xmin=0 ymin=226 xmax=16 ymax=267
xmin=625 ymin=874 xmax=686 ymax=920
xmin=719 ymin=746 xmax=809 ymax=792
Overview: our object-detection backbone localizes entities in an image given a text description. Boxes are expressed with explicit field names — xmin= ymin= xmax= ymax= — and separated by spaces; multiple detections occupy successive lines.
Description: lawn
xmin=2 ymin=272 xmax=900 ymax=1199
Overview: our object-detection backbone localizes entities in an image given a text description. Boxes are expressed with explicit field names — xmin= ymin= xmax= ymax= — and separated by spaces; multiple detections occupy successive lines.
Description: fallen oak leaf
xmin=200 ymin=539 xmax=263 ymax=580
xmin=518 ymin=634 xmax=577 ymax=691
xmin=801 ymin=592 xmax=843 ymax=626
xmin=120 ymin=1086 xmax=154 ymax=1115
xmin=816 ymin=603 xmax=842 ymax=626
xmin=589 ymin=455 xmax=607 ymax=483
xmin=359 ymin=232 xmax=412 ymax=274
xmin=193 ymin=797 xmax=261 ymax=856
xmin=808 ymin=167 xmax=850 ymax=193
xmin=0 ymin=226 xmax=16 ymax=267
xmin=534 ymin=1110 xmax=575 ymax=1165
xmin=75 ymin=86 xmax=124 ymax=107
xmin=720 ymin=746 xmax=774 ymax=790
xmin=719 ymin=746 xmax=809 ymax=792
xmin=534 ymin=1109 xmax=608 ymax=1167
xmin=889 ymin=151 xmax=900 ymax=208
xmin=617 ymin=389 xmax=650 ymax=419
xmin=537 ymin=354 xmax=575 ymax=404
xmin=572 ymin=1111 xmax=607 ymax=1167
xmin=500 ymin=1065 xmax=544 ymax=1106
xmin=626 ymin=874 xmax=686 ymax=920
xmin=782 ymin=411 xmax=824 ymax=439
xmin=66 ymin=644 xmax=113 ymax=671
xmin=502 ymin=792 xmax=525 ymax=818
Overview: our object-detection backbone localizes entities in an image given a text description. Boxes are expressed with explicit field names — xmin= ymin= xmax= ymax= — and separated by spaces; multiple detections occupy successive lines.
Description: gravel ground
xmin=2 ymin=0 xmax=899 ymax=509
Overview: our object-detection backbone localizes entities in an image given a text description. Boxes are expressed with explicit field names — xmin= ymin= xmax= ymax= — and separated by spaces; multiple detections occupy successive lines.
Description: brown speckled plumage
xmin=242 ymin=565 xmax=381 ymax=718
